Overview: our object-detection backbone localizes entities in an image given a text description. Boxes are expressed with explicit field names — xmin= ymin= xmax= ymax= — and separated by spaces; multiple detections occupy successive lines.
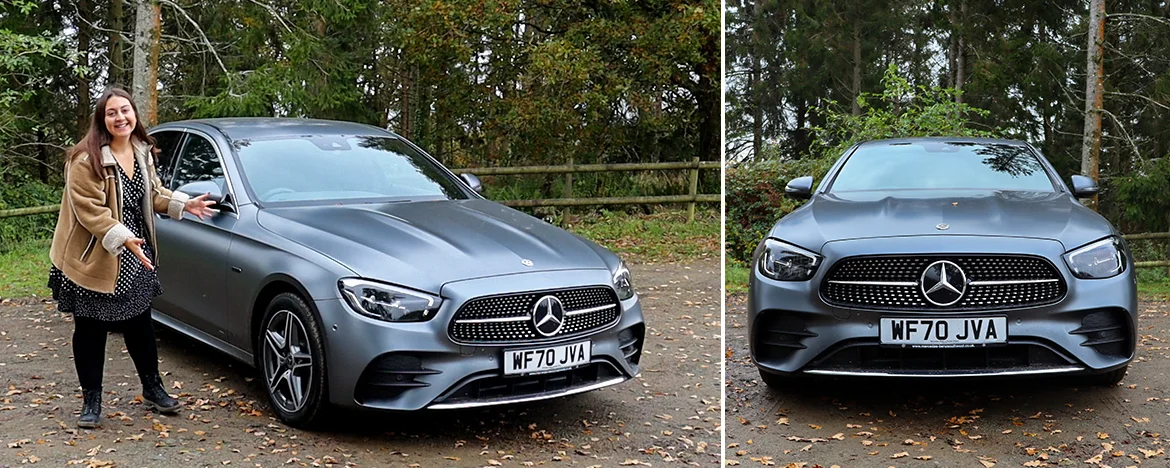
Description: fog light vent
xmin=1071 ymin=310 xmax=1131 ymax=358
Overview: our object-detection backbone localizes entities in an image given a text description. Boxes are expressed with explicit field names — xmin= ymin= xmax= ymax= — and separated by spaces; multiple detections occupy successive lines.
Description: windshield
xmin=233 ymin=135 xmax=469 ymax=203
xmin=829 ymin=141 xmax=1057 ymax=193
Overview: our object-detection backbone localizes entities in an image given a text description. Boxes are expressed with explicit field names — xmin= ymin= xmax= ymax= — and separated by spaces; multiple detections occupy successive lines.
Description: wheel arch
xmin=250 ymin=274 xmax=326 ymax=366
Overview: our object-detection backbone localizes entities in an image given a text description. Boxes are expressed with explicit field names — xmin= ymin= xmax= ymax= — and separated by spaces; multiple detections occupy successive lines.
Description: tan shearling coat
xmin=48 ymin=138 xmax=190 ymax=294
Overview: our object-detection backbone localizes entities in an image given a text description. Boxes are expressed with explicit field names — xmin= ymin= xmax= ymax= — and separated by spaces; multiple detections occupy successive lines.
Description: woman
xmin=48 ymin=87 xmax=216 ymax=428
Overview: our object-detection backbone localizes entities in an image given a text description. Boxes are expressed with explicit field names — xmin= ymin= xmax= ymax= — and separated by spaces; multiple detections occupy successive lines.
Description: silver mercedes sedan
xmin=147 ymin=118 xmax=644 ymax=427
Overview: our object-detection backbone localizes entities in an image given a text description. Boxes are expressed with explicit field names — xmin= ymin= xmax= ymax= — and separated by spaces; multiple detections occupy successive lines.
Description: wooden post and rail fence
xmin=444 ymin=158 xmax=721 ymax=222
xmin=1 ymin=159 xmax=1167 ymax=271
xmin=0 ymin=159 xmax=721 ymax=222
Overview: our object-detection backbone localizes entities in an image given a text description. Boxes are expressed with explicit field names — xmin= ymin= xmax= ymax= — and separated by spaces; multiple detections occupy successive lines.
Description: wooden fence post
xmin=688 ymin=157 xmax=699 ymax=223
xmin=564 ymin=156 xmax=573 ymax=225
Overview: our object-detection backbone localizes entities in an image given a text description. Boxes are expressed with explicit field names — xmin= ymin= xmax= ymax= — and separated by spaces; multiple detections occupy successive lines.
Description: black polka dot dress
xmin=48 ymin=159 xmax=163 ymax=321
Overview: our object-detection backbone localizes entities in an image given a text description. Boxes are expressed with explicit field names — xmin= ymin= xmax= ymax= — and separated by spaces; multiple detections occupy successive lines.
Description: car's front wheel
xmin=258 ymin=292 xmax=328 ymax=427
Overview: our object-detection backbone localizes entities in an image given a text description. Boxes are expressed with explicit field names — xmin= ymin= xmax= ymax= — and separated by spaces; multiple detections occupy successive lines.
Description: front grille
xmin=449 ymin=287 xmax=621 ymax=344
xmin=433 ymin=362 xmax=623 ymax=406
xmin=810 ymin=340 xmax=1074 ymax=372
xmin=754 ymin=313 xmax=817 ymax=362
xmin=821 ymin=255 xmax=1066 ymax=311
xmin=1071 ymin=309 xmax=1132 ymax=357
xmin=354 ymin=354 xmax=440 ymax=404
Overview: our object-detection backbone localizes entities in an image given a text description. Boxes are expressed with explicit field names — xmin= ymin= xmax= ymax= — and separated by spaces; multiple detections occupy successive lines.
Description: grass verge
xmin=726 ymin=261 xmax=1170 ymax=301
xmin=725 ymin=261 xmax=749 ymax=295
xmin=569 ymin=209 xmax=719 ymax=264
xmin=0 ymin=238 xmax=51 ymax=299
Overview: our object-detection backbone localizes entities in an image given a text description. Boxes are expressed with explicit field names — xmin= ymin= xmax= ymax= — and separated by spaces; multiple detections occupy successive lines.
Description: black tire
xmin=1086 ymin=365 xmax=1128 ymax=387
xmin=257 ymin=292 xmax=329 ymax=428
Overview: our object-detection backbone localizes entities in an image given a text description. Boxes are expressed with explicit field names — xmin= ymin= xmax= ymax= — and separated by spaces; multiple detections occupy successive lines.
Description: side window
xmin=150 ymin=131 xmax=185 ymax=187
xmin=171 ymin=134 xmax=226 ymax=193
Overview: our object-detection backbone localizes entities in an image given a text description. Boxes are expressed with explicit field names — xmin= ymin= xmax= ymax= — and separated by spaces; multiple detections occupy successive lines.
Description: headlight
xmin=756 ymin=238 xmax=822 ymax=281
xmin=612 ymin=261 xmax=634 ymax=300
xmin=338 ymin=278 xmax=441 ymax=322
xmin=1063 ymin=237 xmax=1126 ymax=279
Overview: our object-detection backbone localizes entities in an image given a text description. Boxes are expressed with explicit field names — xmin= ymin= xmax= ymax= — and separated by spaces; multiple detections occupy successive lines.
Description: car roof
xmin=856 ymin=136 xmax=1030 ymax=148
xmin=153 ymin=117 xmax=397 ymax=142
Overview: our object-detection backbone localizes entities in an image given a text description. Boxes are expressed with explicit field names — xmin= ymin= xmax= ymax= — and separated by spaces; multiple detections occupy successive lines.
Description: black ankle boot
xmin=140 ymin=374 xmax=180 ymax=414
xmin=78 ymin=389 xmax=101 ymax=428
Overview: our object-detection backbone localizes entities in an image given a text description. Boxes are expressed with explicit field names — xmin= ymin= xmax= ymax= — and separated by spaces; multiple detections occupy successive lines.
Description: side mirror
xmin=1070 ymin=175 xmax=1098 ymax=198
xmin=176 ymin=180 xmax=229 ymax=212
xmin=460 ymin=173 xmax=483 ymax=194
xmin=785 ymin=176 xmax=813 ymax=199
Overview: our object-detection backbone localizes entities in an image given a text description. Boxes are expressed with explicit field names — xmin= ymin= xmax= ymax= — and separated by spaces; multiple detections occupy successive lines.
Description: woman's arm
xmin=148 ymin=159 xmax=190 ymax=219
xmin=67 ymin=156 xmax=135 ymax=255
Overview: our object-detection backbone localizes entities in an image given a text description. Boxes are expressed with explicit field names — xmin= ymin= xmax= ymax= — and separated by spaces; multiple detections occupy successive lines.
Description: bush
xmin=0 ymin=175 xmax=60 ymax=250
xmin=725 ymin=158 xmax=832 ymax=263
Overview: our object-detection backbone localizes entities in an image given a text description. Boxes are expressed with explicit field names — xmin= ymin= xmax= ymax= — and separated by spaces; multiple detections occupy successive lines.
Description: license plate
xmin=880 ymin=317 xmax=1007 ymax=347
xmin=504 ymin=341 xmax=592 ymax=375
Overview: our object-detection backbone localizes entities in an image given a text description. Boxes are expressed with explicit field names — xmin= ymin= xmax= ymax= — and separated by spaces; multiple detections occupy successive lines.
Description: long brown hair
xmin=68 ymin=87 xmax=158 ymax=176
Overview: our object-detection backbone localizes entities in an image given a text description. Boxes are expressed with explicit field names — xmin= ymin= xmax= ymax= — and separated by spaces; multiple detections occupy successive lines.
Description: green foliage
xmin=724 ymin=158 xmax=829 ymax=263
xmin=725 ymin=67 xmax=999 ymax=263
xmin=1114 ymin=157 xmax=1170 ymax=232
xmin=0 ymin=176 xmax=59 ymax=247
xmin=0 ymin=237 xmax=50 ymax=299
xmin=811 ymin=64 xmax=999 ymax=161
xmin=724 ymin=261 xmax=749 ymax=295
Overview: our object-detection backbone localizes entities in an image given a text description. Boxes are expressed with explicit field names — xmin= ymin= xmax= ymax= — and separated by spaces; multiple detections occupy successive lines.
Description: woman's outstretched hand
xmin=185 ymin=193 xmax=217 ymax=220
xmin=123 ymin=237 xmax=154 ymax=271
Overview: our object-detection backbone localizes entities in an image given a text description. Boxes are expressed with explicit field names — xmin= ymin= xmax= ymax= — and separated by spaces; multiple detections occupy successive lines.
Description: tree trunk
xmin=954 ymin=0 xmax=966 ymax=103
xmin=1081 ymin=0 xmax=1105 ymax=211
xmin=696 ymin=28 xmax=719 ymax=162
xmin=852 ymin=14 xmax=862 ymax=116
xmin=947 ymin=12 xmax=957 ymax=89
xmin=36 ymin=128 xmax=49 ymax=183
xmin=751 ymin=0 xmax=763 ymax=158
xmin=400 ymin=61 xmax=413 ymax=139
xmin=132 ymin=0 xmax=161 ymax=126
xmin=109 ymin=0 xmax=125 ymax=87
xmin=76 ymin=0 xmax=92 ymax=135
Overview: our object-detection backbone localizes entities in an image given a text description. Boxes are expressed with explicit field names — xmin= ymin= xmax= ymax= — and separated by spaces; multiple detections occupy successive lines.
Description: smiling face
xmin=104 ymin=96 xmax=136 ymax=140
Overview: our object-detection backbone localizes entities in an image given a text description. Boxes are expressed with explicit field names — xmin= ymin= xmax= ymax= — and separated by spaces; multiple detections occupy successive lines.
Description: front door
xmin=153 ymin=131 xmax=237 ymax=340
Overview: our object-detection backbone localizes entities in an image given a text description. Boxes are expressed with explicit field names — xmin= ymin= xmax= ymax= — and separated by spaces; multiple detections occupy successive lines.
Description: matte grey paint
xmin=750 ymin=137 xmax=1137 ymax=379
xmin=146 ymin=118 xmax=643 ymax=411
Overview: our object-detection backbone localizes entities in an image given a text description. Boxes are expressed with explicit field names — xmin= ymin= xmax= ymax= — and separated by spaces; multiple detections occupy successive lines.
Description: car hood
xmin=256 ymin=199 xmax=613 ymax=293
xmin=771 ymin=190 xmax=1115 ymax=252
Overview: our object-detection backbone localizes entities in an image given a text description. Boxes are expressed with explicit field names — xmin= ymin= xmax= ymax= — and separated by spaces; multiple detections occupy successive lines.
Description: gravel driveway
xmin=725 ymin=295 xmax=1170 ymax=468
xmin=0 ymin=260 xmax=721 ymax=468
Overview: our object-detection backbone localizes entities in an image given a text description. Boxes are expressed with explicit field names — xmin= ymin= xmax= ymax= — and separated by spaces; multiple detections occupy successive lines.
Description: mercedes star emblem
xmin=920 ymin=260 xmax=967 ymax=306
xmin=531 ymin=295 xmax=565 ymax=337
xmin=936 ymin=223 xmax=950 ymax=230
xmin=521 ymin=259 xmax=534 ymax=267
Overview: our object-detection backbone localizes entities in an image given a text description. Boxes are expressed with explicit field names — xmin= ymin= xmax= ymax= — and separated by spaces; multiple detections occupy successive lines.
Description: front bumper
xmin=315 ymin=268 xmax=644 ymax=411
xmin=748 ymin=235 xmax=1137 ymax=378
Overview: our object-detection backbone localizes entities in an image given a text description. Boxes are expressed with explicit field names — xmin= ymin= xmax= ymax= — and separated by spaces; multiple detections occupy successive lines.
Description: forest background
xmin=725 ymin=0 xmax=1170 ymax=296
xmin=0 ymin=0 xmax=720 ymax=297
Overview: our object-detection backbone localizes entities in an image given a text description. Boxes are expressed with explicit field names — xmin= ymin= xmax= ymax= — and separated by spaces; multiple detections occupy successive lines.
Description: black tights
xmin=73 ymin=309 xmax=159 ymax=391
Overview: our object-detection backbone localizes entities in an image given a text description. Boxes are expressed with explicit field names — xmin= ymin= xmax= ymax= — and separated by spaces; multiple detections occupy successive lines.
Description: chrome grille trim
xmin=448 ymin=286 xmax=621 ymax=344
xmin=453 ymin=316 xmax=529 ymax=324
xmin=821 ymin=255 xmax=1066 ymax=311
xmin=566 ymin=304 xmax=617 ymax=316
xmin=969 ymin=279 xmax=1060 ymax=286
xmin=826 ymin=280 xmax=918 ymax=286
